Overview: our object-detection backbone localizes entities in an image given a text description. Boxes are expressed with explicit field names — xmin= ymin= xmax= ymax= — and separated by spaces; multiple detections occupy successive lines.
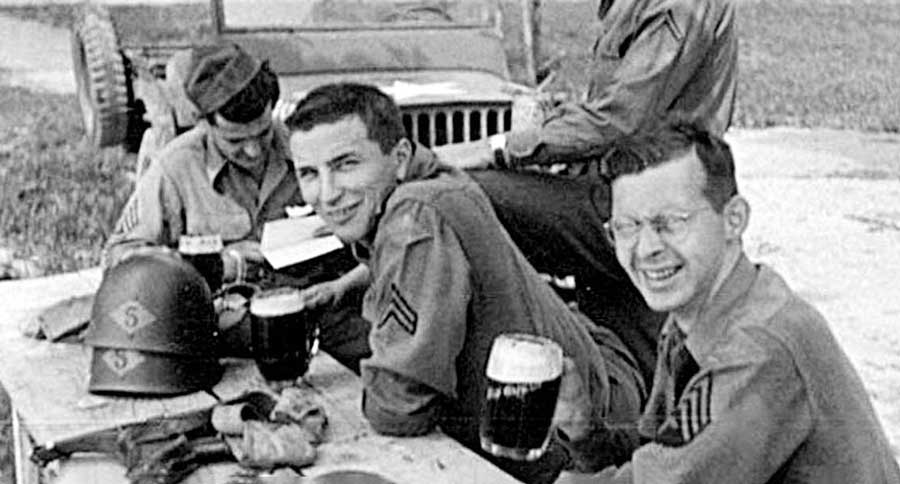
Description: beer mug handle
xmin=213 ymin=281 xmax=261 ymax=300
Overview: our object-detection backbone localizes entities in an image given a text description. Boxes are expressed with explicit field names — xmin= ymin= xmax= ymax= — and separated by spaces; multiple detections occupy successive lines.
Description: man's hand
xmin=552 ymin=357 xmax=593 ymax=442
xmin=222 ymin=240 xmax=265 ymax=284
xmin=299 ymin=264 xmax=370 ymax=309
xmin=432 ymin=139 xmax=493 ymax=170
xmin=298 ymin=280 xmax=346 ymax=309
xmin=224 ymin=240 xmax=265 ymax=264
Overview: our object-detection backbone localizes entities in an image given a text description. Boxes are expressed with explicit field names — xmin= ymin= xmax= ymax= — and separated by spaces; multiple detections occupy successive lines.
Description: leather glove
xmin=229 ymin=421 xmax=317 ymax=471
xmin=269 ymin=388 xmax=328 ymax=444
xmin=121 ymin=434 xmax=232 ymax=484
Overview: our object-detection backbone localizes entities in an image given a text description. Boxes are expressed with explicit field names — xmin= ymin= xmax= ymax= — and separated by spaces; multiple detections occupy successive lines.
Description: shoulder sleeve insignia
xmin=378 ymin=283 xmax=418 ymax=335
xmin=114 ymin=200 xmax=140 ymax=235
xmin=654 ymin=372 xmax=713 ymax=446
xmin=678 ymin=372 xmax=712 ymax=442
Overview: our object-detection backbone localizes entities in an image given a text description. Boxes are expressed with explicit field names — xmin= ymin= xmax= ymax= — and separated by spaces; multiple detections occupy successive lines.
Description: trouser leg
xmin=559 ymin=321 xmax=646 ymax=472
xmin=467 ymin=169 xmax=617 ymax=281
xmin=469 ymin=169 xmax=664 ymax=389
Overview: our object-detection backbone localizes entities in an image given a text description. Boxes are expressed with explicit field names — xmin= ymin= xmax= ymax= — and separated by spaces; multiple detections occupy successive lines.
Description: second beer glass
xmin=249 ymin=287 xmax=320 ymax=382
xmin=178 ymin=234 xmax=224 ymax=292
xmin=480 ymin=333 xmax=563 ymax=461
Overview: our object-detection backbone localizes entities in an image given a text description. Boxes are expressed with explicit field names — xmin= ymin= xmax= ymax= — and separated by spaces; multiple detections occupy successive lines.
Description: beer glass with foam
xmin=480 ymin=333 xmax=563 ymax=461
xmin=178 ymin=234 xmax=224 ymax=291
xmin=249 ymin=287 xmax=320 ymax=381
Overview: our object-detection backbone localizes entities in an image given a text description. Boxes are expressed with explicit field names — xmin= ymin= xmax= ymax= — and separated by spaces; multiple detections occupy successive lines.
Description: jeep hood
xmin=276 ymin=70 xmax=530 ymax=107
xmin=225 ymin=28 xmax=526 ymax=104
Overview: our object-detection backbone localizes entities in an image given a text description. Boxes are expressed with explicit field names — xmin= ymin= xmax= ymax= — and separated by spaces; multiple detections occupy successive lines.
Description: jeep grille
xmin=402 ymin=103 xmax=512 ymax=147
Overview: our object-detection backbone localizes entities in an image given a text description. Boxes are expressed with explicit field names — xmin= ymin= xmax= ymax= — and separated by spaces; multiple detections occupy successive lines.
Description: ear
xmin=722 ymin=195 xmax=750 ymax=241
xmin=391 ymin=137 xmax=413 ymax=181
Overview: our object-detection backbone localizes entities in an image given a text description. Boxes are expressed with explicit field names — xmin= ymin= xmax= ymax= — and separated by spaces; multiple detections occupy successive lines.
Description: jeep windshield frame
xmin=211 ymin=0 xmax=500 ymax=33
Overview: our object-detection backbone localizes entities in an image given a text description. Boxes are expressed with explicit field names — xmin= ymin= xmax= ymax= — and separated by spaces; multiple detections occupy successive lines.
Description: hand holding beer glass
xmin=249 ymin=287 xmax=320 ymax=382
xmin=480 ymin=333 xmax=564 ymax=461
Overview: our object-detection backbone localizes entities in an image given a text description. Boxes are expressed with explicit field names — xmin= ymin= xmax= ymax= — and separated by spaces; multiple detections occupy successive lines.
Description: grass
xmin=535 ymin=0 xmax=900 ymax=131
xmin=1 ymin=0 xmax=900 ymax=276
xmin=0 ymin=2 xmax=898 ymax=482
xmin=0 ymin=87 xmax=134 ymax=273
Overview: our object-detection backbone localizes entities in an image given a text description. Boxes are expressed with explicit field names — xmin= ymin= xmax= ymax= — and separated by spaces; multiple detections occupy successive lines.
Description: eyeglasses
xmin=603 ymin=207 xmax=713 ymax=245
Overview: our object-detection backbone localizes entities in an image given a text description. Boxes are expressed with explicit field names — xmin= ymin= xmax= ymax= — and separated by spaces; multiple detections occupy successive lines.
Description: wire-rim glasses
xmin=603 ymin=207 xmax=714 ymax=246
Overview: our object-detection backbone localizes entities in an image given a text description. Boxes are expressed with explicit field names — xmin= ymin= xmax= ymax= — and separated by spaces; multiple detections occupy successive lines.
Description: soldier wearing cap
xmin=104 ymin=43 xmax=371 ymax=373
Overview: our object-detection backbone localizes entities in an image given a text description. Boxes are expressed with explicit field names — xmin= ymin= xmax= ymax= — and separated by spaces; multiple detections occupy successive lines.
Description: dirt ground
xmin=730 ymin=127 xmax=900 ymax=458
xmin=0 ymin=7 xmax=898 ymax=469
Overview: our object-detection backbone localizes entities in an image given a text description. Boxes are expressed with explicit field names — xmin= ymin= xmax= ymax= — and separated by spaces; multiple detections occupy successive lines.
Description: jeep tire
xmin=71 ymin=3 xmax=131 ymax=148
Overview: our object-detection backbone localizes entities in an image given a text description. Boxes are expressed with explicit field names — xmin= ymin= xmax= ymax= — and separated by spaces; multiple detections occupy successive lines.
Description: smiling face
xmin=610 ymin=149 xmax=741 ymax=319
xmin=210 ymin=104 xmax=274 ymax=169
xmin=289 ymin=115 xmax=409 ymax=243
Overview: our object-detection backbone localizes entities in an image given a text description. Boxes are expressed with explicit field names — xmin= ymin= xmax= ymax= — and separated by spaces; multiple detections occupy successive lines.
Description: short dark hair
xmin=284 ymin=83 xmax=406 ymax=154
xmin=604 ymin=119 xmax=738 ymax=212
xmin=210 ymin=61 xmax=280 ymax=124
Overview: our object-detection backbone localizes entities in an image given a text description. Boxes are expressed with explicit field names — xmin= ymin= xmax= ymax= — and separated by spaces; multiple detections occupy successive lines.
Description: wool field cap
xmin=185 ymin=43 xmax=262 ymax=115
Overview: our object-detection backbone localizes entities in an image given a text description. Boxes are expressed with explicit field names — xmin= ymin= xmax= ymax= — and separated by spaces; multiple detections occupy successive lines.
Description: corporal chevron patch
xmin=378 ymin=283 xmax=418 ymax=335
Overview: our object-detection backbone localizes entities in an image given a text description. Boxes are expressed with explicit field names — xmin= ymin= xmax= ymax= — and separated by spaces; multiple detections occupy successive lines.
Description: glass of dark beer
xmin=249 ymin=287 xmax=320 ymax=382
xmin=178 ymin=234 xmax=224 ymax=292
xmin=480 ymin=333 xmax=563 ymax=461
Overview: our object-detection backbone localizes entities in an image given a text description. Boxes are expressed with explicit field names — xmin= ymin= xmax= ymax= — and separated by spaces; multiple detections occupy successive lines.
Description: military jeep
xmin=70 ymin=0 xmax=541 ymax=154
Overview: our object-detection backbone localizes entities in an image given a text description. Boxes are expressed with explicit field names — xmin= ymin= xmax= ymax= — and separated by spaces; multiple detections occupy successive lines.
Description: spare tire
xmin=71 ymin=3 xmax=132 ymax=148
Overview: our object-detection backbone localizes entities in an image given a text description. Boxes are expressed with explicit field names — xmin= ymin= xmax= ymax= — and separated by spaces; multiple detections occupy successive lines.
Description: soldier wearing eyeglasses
xmin=435 ymin=0 xmax=740 ymax=398
xmin=553 ymin=120 xmax=900 ymax=483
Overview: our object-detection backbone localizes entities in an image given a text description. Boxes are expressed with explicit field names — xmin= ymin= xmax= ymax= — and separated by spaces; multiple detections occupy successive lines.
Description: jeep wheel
xmin=71 ymin=3 xmax=130 ymax=148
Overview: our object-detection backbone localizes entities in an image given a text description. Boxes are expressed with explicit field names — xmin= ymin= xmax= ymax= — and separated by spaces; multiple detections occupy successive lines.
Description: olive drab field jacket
xmin=507 ymin=0 xmax=738 ymax=167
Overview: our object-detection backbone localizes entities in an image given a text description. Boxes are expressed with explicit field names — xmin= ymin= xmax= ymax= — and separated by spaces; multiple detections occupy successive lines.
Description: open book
xmin=260 ymin=215 xmax=343 ymax=270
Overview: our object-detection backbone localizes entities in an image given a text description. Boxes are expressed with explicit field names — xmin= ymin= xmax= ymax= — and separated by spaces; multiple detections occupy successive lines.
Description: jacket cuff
xmin=360 ymin=368 xmax=442 ymax=437
xmin=362 ymin=389 xmax=438 ymax=436
xmin=556 ymin=421 xmax=638 ymax=473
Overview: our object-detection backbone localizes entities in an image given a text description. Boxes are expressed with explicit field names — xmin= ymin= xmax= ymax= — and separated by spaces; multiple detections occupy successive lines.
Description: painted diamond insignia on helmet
xmin=109 ymin=300 xmax=157 ymax=334
xmin=101 ymin=349 xmax=146 ymax=377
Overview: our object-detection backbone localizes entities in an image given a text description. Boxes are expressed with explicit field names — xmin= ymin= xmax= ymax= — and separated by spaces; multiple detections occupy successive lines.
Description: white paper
xmin=260 ymin=215 xmax=343 ymax=269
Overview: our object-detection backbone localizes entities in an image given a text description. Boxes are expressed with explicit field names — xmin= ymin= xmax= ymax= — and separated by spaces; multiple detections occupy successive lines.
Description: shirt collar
xmin=200 ymin=120 xmax=293 ymax=195
xmin=350 ymin=141 xmax=451 ymax=250
xmin=682 ymin=253 xmax=758 ymax=360
xmin=200 ymin=121 xmax=228 ymax=185
xmin=258 ymin=123 xmax=292 ymax=202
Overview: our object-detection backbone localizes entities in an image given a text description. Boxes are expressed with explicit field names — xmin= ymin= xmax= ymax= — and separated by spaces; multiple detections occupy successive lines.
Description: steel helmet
xmin=85 ymin=253 xmax=222 ymax=395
